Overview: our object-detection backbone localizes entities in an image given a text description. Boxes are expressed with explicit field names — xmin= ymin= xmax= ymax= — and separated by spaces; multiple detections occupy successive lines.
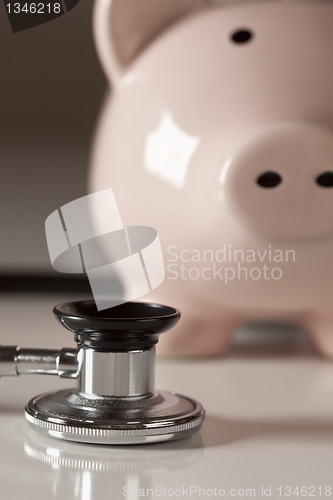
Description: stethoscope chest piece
xmin=22 ymin=301 xmax=205 ymax=445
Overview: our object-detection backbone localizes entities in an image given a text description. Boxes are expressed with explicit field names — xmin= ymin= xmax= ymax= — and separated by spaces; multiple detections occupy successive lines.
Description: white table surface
xmin=1 ymin=295 xmax=333 ymax=500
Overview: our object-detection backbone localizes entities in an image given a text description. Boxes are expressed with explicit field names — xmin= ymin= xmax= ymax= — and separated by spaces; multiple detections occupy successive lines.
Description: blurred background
xmin=0 ymin=1 xmax=104 ymax=276
xmin=0 ymin=1 xmax=315 ymax=353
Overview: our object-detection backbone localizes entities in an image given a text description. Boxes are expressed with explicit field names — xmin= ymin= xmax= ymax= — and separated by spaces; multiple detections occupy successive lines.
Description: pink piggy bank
xmin=90 ymin=0 xmax=333 ymax=356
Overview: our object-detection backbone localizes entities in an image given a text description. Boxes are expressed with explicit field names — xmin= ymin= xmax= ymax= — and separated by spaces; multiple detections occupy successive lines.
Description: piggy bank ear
xmin=93 ymin=0 xmax=204 ymax=81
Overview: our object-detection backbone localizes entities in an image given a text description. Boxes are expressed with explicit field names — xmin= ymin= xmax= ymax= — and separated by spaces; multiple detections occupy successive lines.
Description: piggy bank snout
xmin=222 ymin=123 xmax=333 ymax=241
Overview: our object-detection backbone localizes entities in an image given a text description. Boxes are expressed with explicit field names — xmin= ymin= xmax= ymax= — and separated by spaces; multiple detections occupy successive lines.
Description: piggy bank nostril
xmin=256 ymin=171 xmax=282 ymax=189
xmin=316 ymin=171 xmax=333 ymax=188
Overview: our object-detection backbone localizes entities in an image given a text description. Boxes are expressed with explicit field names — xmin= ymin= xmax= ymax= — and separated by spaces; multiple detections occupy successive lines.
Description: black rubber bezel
xmin=53 ymin=301 xmax=180 ymax=351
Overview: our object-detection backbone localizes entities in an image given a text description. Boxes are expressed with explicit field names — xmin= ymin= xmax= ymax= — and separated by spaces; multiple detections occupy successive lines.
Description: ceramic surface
xmin=90 ymin=0 xmax=333 ymax=356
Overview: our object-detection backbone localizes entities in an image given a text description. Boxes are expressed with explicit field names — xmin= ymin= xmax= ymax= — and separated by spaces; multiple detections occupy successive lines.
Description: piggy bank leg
xmin=304 ymin=309 xmax=333 ymax=357
xmin=156 ymin=299 xmax=239 ymax=357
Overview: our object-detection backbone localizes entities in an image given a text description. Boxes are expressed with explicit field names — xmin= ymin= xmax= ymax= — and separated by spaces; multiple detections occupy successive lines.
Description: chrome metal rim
xmin=25 ymin=389 xmax=205 ymax=445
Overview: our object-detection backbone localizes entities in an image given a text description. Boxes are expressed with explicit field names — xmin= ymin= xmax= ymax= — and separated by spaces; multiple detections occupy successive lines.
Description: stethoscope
xmin=0 ymin=300 xmax=205 ymax=445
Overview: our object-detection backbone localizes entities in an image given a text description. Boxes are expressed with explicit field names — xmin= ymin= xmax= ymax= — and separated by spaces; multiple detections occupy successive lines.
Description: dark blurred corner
xmin=0 ymin=0 xmax=106 ymax=279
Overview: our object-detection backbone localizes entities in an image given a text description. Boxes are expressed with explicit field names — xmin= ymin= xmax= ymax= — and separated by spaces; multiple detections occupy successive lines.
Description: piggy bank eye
xmin=316 ymin=171 xmax=333 ymax=188
xmin=231 ymin=29 xmax=254 ymax=44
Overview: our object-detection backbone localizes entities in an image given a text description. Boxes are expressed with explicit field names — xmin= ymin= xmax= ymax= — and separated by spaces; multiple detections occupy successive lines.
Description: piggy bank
xmin=90 ymin=0 xmax=333 ymax=356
